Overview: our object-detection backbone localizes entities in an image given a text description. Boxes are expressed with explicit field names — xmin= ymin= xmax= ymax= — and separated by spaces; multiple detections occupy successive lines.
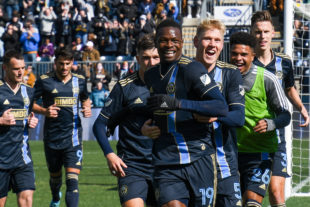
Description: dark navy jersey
xmin=34 ymin=72 xmax=88 ymax=150
xmin=0 ymin=81 xmax=34 ymax=169
xmin=98 ymin=72 xmax=153 ymax=175
xmin=209 ymin=61 xmax=245 ymax=179
xmin=253 ymin=51 xmax=295 ymax=89
xmin=144 ymin=56 xmax=220 ymax=166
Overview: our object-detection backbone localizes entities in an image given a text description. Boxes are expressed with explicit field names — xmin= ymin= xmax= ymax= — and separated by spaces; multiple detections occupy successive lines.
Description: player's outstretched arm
xmin=28 ymin=112 xmax=38 ymax=128
xmin=81 ymin=98 xmax=92 ymax=118
xmin=0 ymin=109 xmax=16 ymax=125
xmin=32 ymin=102 xmax=60 ymax=118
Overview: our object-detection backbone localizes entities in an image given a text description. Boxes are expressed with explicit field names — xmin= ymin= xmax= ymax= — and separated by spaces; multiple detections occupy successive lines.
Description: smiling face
xmin=194 ymin=28 xmax=224 ymax=71
xmin=230 ymin=44 xmax=255 ymax=74
xmin=251 ymin=21 xmax=274 ymax=52
xmin=156 ymin=26 xmax=183 ymax=63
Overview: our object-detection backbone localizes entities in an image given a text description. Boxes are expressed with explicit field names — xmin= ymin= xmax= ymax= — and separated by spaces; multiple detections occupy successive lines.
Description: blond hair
xmin=196 ymin=19 xmax=226 ymax=38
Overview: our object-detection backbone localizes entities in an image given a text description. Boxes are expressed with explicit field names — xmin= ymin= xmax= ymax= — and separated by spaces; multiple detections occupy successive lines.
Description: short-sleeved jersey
xmin=0 ymin=81 xmax=34 ymax=169
xmin=98 ymin=72 xmax=153 ymax=175
xmin=253 ymin=51 xmax=295 ymax=89
xmin=209 ymin=61 xmax=245 ymax=179
xmin=34 ymin=72 xmax=88 ymax=150
xmin=144 ymin=56 xmax=219 ymax=166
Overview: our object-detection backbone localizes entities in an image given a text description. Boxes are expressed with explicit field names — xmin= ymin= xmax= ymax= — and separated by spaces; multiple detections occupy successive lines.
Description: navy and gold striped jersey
xmin=34 ymin=72 xmax=88 ymax=149
xmin=209 ymin=61 xmax=245 ymax=179
xmin=0 ymin=81 xmax=34 ymax=169
xmin=144 ymin=56 xmax=221 ymax=166
xmin=98 ymin=72 xmax=153 ymax=175
xmin=253 ymin=51 xmax=295 ymax=89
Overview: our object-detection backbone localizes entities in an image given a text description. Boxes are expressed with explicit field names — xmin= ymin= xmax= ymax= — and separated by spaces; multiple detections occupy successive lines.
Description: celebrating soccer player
xmin=33 ymin=46 xmax=91 ymax=207
xmin=93 ymin=34 xmax=160 ymax=207
xmin=0 ymin=50 xmax=38 ymax=207
xmin=251 ymin=10 xmax=309 ymax=207
xmin=143 ymin=19 xmax=228 ymax=207
xmin=230 ymin=32 xmax=291 ymax=207
xmin=193 ymin=19 xmax=245 ymax=207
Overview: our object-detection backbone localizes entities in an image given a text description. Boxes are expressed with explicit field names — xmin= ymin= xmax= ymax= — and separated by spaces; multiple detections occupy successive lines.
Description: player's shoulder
xmin=118 ymin=72 xmax=138 ymax=87
xmin=20 ymin=82 xmax=32 ymax=88
xmin=216 ymin=60 xmax=238 ymax=70
xmin=0 ymin=80 xmax=3 ymax=87
xmin=39 ymin=71 xmax=54 ymax=80
xmin=179 ymin=56 xmax=194 ymax=66
xmin=72 ymin=73 xmax=85 ymax=80
xmin=262 ymin=67 xmax=279 ymax=83
xmin=274 ymin=52 xmax=292 ymax=61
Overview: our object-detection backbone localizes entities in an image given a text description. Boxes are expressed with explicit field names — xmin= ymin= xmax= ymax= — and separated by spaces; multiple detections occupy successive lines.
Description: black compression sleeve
xmin=93 ymin=118 xmax=114 ymax=156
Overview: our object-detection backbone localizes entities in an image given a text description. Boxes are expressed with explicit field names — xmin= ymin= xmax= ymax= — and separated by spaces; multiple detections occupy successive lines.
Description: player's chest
xmin=42 ymin=80 xmax=80 ymax=98
xmin=0 ymin=89 xmax=29 ymax=119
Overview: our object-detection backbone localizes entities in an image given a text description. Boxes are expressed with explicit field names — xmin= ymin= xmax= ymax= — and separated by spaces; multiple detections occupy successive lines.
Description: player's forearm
xmin=82 ymin=98 xmax=91 ymax=108
xmin=32 ymin=103 xmax=47 ymax=116
xmin=286 ymin=87 xmax=305 ymax=112
xmin=93 ymin=118 xmax=114 ymax=156
xmin=272 ymin=110 xmax=291 ymax=129
xmin=218 ymin=104 xmax=245 ymax=127
xmin=179 ymin=99 xmax=228 ymax=117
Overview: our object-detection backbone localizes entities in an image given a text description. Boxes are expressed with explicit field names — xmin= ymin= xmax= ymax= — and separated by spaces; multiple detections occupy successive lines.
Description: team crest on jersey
xmin=73 ymin=87 xmax=79 ymax=94
xmin=239 ymin=85 xmax=245 ymax=96
xmin=166 ymin=82 xmax=176 ymax=94
xmin=276 ymin=71 xmax=283 ymax=80
xmin=24 ymin=97 xmax=30 ymax=106
xmin=201 ymin=143 xmax=206 ymax=151
xmin=119 ymin=185 xmax=128 ymax=197
xmin=3 ymin=99 xmax=10 ymax=105
xmin=52 ymin=88 xmax=58 ymax=93
xmin=200 ymin=74 xmax=211 ymax=86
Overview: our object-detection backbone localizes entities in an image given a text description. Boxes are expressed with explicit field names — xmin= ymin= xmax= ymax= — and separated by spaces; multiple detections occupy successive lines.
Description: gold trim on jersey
xmin=216 ymin=61 xmax=237 ymax=70
xmin=54 ymin=97 xmax=77 ymax=107
xmin=229 ymin=103 xmax=245 ymax=107
xmin=0 ymin=80 xmax=4 ymax=86
xmin=72 ymin=73 xmax=85 ymax=79
xmin=201 ymin=85 xmax=218 ymax=97
xmin=211 ymin=153 xmax=217 ymax=207
xmin=153 ymin=110 xmax=174 ymax=115
xmin=40 ymin=74 xmax=49 ymax=79
xmin=100 ymin=113 xmax=109 ymax=119
xmin=10 ymin=109 xmax=28 ymax=120
xmin=179 ymin=56 xmax=192 ymax=65
xmin=275 ymin=52 xmax=291 ymax=60
xmin=119 ymin=73 xmax=138 ymax=87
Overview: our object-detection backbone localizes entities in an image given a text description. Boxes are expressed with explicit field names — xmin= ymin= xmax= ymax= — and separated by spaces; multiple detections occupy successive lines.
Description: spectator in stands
xmin=186 ymin=0 xmax=201 ymax=18
xmin=146 ymin=11 xmax=156 ymax=31
xmin=38 ymin=37 xmax=54 ymax=61
xmin=23 ymin=64 xmax=36 ymax=87
xmin=6 ymin=12 xmax=23 ymax=37
xmin=91 ymin=11 xmax=107 ymax=50
xmin=117 ymin=0 xmax=138 ymax=23
xmin=95 ymin=0 xmax=110 ymax=17
xmin=118 ymin=19 xmax=134 ymax=58
xmin=20 ymin=19 xmax=40 ymax=63
xmin=72 ymin=41 xmax=83 ymax=61
xmin=39 ymin=6 xmax=57 ymax=45
xmin=91 ymin=62 xmax=111 ymax=91
xmin=139 ymin=0 xmax=156 ymax=15
xmin=1 ymin=24 xmax=20 ymax=52
xmin=155 ymin=9 xmax=167 ymax=25
xmin=55 ymin=5 xmax=73 ymax=46
xmin=101 ymin=20 xmax=119 ymax=57
xmin=0 ymin=7 xmax=9 ymax=28
xmin=73 ymin=7 xmax=91 ymax=44
xmin=90 ymin=81 xmax=110 ymax=107
xmin=134 ymin=14 xmax=154 ymax=43
xmin=72 ymin=60 xmax=86 ymax=77
xmin=82 ymin=40 xmax=100 ymax=78
xmin=4 ymin=0 xmax=19 ymax=19
xmin=114 ymin=60 xmax=133 ymax=80
xmin=22 ymin=0 xmax=37 ymax=20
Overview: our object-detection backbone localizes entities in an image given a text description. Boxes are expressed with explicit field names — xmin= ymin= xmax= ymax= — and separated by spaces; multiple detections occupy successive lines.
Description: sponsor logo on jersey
xmin=166 ymin=82 xmax=176 ymax=94
xmin=119 ymin=185 xmax=128 ymax=197
xmin=236 ymin=200 xmax=242 ymax=206
xmin=259 ymin=184 xmax=266 ymax=190
xmin=134 ymin=97 xmax=143 ymax=104
xmin=54 ymin=97 xmax=77 ymax=107
xmin=200 ymin=74 xmax=211 ymax=86
xmin=282 ymin=168 xmax=287 ymax=173
xmin=10 ymin=109 xmax=28 ymax=120
xmin=51 ymin=88 xmax=58 ymax=93
xmin=3 ymin=99 xmax=10 ymax=105
xmin=76 ymin=161 xmax=81 ymax=166
xmin=160 ymin=101 xmax=168 ymax=108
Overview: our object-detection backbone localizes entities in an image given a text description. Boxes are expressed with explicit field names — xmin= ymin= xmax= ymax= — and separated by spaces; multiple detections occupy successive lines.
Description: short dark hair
xmin=54 ymin=46 xmax=74 ymax=60
xmin=3 ymin=50 xmax=24 ymax=66
xmin=251 ymin=10 xmax=273 ymax=27
xmin=136 ymin=33 xmax=156 ymax=53
xmin=155 ymin=19 xmax=182 ymax=41
xmin=229 ymin=32 xmax=256 ymax=49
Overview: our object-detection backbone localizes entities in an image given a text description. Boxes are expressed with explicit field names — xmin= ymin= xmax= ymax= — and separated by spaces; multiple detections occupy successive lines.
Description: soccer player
xmin=143 ymin=19 xmax=228 ymax=207
xmin=0 ymin=50 xmax=38 ymax=207
xmin=229 ymin=32 xmax=291 ymax=207
xmin=193 ymin=19 xmax=245 ymax=207
xmin=93 ymin=34 xmax=160 ymax=207
xmin=251 ymin=10 xmax=309 ymax=207
xmin=33 ymin=46 xmax=91 ymax=207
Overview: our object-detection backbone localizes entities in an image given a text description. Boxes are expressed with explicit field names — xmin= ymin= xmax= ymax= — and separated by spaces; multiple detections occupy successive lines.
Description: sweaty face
xmin=251 ymin=21 xmax=274 ymax=51
xmin=194 ymin=29 xmax=224 ymax=70
xmin=4 ymin=58 xmax=25 ymax=84
xmin=55 ymin=57 xmax=73 ymax=78
xmin=230 ymin=44 xmax=255 ymax=74
xmin=156 ymin=27 xmax=183 ymax=63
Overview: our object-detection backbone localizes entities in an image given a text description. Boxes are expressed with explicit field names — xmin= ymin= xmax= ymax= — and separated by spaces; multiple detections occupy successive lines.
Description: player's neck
xmin=204 ymin=62 xmax=217 ymax=73
xmin=56 ymin=72 xmax=72 ymax=83
xmin=256 ymin=47 xmax=273 ymax=66
xmin=4 ymin=77 xmax=20 ymax=94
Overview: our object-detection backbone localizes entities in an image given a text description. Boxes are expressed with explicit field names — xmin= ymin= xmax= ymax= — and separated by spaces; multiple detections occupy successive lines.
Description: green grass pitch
xmin=4 ymin=141 xmax=310 ymax=207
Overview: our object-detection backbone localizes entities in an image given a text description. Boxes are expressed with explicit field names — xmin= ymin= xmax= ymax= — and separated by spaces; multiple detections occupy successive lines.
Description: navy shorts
xmin=272 ymin=129 xmax=289 ymax=177
xmin=154 ymin=154 xmax=217 ymax=207
xmin=238 ymin=152 xmax=273 ymax=197
xmin=44 ymin=143 xmax=83 ymax=173
xmin=118 ymin=169 xmax=156 ymax=205
xmin=0 ymin=164 xmax=35 ymax=198
xmin=216 ymin=174 xmax=242 ymax=207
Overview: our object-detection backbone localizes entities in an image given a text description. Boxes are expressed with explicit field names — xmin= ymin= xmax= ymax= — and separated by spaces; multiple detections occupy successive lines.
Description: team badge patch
xmin=24 ymin=97 xmax=30 ymax=106
xmin=166 ymin=82 xmax=176 ymax=94
xmin=200 ymin=74 xmax=211 ymax=86
xmin=239 ymin=85 xmax=245 ymax=96
xmin=119 ymin=185 xmax=128 ymax=197
xmin=276 ymin=71 xmax=283 ymax=80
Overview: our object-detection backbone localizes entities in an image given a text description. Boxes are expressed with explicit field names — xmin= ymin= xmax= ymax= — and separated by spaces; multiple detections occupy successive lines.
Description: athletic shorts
xmin=118 ymin=169 xmax=156 ymax=205
xmin=216 ymin=174 xmax=242 ymax=207
xmin=44 ymin=143 xmax=83 ymax=173
xmin=238 ymin=152 xmax=274 ymax=197
xmin=154 ymin=154 xmax=217 ymax=207
xmin=272 ymin=128 xmax=289 ymax=177
xmin=0 ymin=164 xmax=35 ymax=198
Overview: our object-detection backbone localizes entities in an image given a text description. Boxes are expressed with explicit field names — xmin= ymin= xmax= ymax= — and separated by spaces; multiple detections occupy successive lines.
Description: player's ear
xmin=193 ymin=35 xmax=199 ymax=48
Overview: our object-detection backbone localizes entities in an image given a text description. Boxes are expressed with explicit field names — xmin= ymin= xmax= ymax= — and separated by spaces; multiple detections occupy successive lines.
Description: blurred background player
xmin=143 ymin=19 xmax=228 ymax=207
xmin=229 ymin=32 xmax=291 ymax=207
xmin=33 ymin=46 xmax=91 ymax=207
xmin=251 ymin=11 xmax=309 ymax=207
xmin=93 ymin=33 xmax=160 ymax=207
xmin=0 ymin=50 xmax=38 ymax=207
xmin=193 ymin=19 xmax=245 ymax=207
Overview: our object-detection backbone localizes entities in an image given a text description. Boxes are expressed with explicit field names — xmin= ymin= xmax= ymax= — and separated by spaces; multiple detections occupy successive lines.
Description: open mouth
xmin=164 ymin=50 xmax=176 ymax=57
xmin=206 ymin=50 xmax=216 ymax=57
